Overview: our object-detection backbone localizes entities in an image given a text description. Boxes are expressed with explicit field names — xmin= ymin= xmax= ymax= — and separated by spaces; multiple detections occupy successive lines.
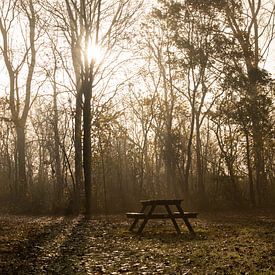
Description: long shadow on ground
xmin=1 ymin=216 xmax=81 ymax=274
xmin=45 ymin=217 xmax=92 ymax=274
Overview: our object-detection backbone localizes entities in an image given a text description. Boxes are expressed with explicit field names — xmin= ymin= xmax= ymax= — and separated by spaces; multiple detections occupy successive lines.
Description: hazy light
xmin=87 ymin=39 xmax=103 ymax=64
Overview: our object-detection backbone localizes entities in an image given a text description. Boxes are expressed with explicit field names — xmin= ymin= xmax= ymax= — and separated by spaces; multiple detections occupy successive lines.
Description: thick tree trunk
xmin=83 ymin=80 xmax=92 ymax=217
xmin=15 ymin=125 xmax=27 ymax=199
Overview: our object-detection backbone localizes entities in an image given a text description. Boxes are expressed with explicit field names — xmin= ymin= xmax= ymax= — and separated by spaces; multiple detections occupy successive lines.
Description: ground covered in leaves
xmin=0 ymin=211 xmax=274 ymax=274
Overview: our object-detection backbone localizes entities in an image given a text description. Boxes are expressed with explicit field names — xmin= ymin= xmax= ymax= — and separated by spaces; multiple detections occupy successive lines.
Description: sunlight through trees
xmin=0 ymin=0 xmax=274 ymax=214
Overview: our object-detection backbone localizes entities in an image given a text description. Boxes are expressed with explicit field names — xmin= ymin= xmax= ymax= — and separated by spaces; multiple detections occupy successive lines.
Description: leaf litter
xmin=0 ymin=211 xmax=274 ymax=274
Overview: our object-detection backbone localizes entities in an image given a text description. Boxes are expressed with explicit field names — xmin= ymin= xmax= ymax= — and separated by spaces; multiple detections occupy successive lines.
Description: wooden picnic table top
xmin=140 ymin=199 xmax=183 ymax=205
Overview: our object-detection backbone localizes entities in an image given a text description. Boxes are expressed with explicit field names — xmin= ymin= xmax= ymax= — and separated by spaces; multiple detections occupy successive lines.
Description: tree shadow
xmin=43 ymin=216 xmax=92 ymax=274
xmin=7 ymin=216 xmax=81 ymax=274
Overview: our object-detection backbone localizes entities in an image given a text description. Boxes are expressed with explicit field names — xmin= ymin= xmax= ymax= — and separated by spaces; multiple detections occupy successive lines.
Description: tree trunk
xmin=165 ymin=131 xmax=177 ymax=197
xmin=252 ymin=122 xmax=266 ymax=206
xmin=53 ymin=83 xmax=64 ymax=209
xmin=183 ymin=107 xmax=195 ymax=201
xmin=250 ymin=82 xmax=267 ymax=206
xmin=98 ymin=132 xmax=108 ymax=215
xmin=15 ymin=125 xmax=27 ymax=200
xmin=74 ymin=90 xmax=83 ymax=212
xmin=195 ymin=112 xmax=205 ymax=206
xmin=244 ymin=131 xmax=255 ymax=206
xmin=83 ymin=80 xmax=92 ymax=217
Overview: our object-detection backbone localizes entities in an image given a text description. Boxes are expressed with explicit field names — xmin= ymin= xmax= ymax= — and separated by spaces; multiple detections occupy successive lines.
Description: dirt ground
xmin=0 ymin=211 xmax=274 ymax=274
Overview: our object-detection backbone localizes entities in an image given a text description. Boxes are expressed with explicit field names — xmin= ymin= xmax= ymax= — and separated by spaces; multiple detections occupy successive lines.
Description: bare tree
xmin=0 ymin=0 xmax=38 ymax=200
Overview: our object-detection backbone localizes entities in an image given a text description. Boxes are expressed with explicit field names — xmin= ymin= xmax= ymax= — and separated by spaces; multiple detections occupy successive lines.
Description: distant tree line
xmin=0 ymin=0 xmax=274 ymax=215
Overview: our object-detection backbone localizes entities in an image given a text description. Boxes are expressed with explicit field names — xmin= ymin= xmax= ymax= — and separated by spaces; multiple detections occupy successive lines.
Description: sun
xmin=87 ymin=39 xmax=103 ymax=64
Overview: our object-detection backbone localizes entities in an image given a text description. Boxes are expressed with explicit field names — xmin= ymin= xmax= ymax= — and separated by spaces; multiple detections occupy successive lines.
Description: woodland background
xmin=0 ymin=0 xmax=274 ymax=215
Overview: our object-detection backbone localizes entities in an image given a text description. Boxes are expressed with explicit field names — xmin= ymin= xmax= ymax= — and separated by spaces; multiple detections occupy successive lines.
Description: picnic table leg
xmin=164 ymin=204 xmax=181 ymax=234
xmin=129 ymin=205 xmax=147 ymax=231
xmin=175 ymin=203 xmax=195 ymax=235
xmin=137 ymin=204 xmax=156 ymax=234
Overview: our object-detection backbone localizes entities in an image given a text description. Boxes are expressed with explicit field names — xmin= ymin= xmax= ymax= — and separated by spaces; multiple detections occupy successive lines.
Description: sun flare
xmin=87 ymin=39 xmax=103 ymax=63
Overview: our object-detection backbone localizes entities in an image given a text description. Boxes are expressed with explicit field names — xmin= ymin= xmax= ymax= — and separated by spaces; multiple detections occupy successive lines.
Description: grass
xmin=0 ymin=210 xmax=274 ymax=274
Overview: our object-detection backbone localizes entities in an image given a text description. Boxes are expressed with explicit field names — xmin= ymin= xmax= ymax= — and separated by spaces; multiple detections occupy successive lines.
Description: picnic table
xmin=126 ymin=199 xmax=197 ymax=235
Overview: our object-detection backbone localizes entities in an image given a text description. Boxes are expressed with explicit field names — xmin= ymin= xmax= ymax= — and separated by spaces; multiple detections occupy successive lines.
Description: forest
xmin=0 ymin=0 xmax=274 ymax=215
xmin=0 ymin=0 xmax=274 ymax=273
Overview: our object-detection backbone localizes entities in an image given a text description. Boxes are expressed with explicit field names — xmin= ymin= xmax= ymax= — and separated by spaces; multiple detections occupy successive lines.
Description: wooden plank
xmin=140 ymin=199 xmax=183 ymax=206
xmin=126 ymin=212 xmax=146 ymax=218
xmin=137 ymin=204 xmax=156 ymax=234
xmin=165 ymin=204 xmax=181 ymax=234
xmin=174 ymin=212 xmax=198 ymax=218
xmin=129 ymin=204 xmax=147 ymax=231
xmin=175 ymin=203 xmax=195 ymax=235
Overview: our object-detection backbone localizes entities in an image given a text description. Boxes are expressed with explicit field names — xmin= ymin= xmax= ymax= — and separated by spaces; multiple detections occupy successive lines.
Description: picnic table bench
xmin=126 ymin=199 xmax=198 ymax=235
